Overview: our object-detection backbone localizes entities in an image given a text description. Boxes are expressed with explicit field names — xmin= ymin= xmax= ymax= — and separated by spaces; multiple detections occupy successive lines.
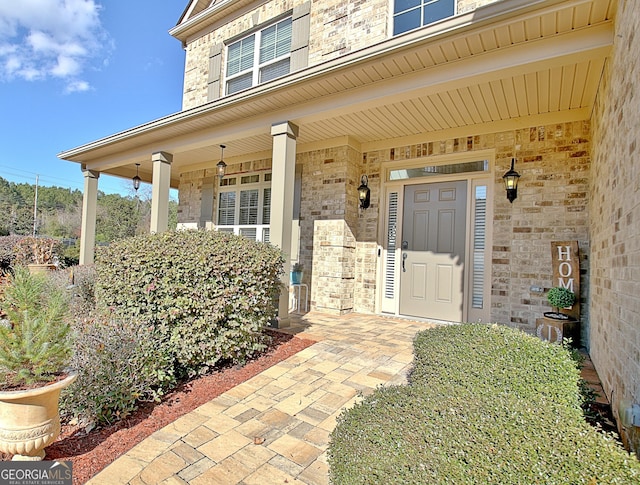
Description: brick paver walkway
xmin=87 ymin=313 xmax=437 ymax=484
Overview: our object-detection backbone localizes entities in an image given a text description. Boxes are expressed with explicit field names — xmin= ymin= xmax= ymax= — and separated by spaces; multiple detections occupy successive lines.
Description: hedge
xmin=94 ymin=229 xmax=284 ymax=377
xmin=328 ymin=324 xmax=640 ymax=484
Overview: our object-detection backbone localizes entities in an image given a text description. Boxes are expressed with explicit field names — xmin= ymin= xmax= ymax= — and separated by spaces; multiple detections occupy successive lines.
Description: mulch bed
xmin=1 ymin=330 xmax=315 ymax=485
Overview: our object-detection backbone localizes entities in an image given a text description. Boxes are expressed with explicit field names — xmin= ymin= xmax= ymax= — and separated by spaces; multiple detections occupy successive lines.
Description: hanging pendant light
xmin=132 ymin=163 xmax=141 ymax=191
xmin=216 ymin=145 xmax=227 ymax=180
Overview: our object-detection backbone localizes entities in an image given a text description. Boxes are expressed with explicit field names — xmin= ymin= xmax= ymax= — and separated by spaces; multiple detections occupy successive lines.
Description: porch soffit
xmin=58 ymin=0 xmax=615 ymax=183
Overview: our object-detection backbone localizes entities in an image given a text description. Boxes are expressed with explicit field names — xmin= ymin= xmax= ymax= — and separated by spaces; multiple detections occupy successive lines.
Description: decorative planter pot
xmin=291 ymin=271 xmax=303 ymax=285
xmin=536 ymin=316 xmax=580 ymax=346
xmin=27 ymin=264 xmax=56 ymax=275
xmin=0 ymin=372 xmax=77 ymax=461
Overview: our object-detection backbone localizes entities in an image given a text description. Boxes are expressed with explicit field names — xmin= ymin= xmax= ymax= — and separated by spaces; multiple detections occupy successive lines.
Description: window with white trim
xmin=226 ymin=17 xmax=292 ymax=95
xmin=393 ymin=0 xmax=455 ymax=36
xmin=217 ymin=172 xmax=272 ymax=242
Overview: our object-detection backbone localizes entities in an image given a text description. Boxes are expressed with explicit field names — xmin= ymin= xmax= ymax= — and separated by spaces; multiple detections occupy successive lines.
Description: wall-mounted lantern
xmin=502 ymin=158 xmax=520 ymax=203
xmin=132 ymin=163 xmax=141 ymax=192
xmin=358 ymin=174 xmax=371 ymax=210
xmin=216 ymin=145 xmax=227 ymax=180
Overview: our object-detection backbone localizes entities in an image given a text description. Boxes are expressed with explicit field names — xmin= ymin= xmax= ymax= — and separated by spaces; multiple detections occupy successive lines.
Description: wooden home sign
xmin=550 ymin=240 xmax=580 ymax=320
xmin=536 ymin=241 xmax=581 ymax=344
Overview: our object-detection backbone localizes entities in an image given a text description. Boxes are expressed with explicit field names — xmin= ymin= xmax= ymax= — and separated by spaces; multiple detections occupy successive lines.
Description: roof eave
xmin=57 ymin=0 xmax=589 ymax=163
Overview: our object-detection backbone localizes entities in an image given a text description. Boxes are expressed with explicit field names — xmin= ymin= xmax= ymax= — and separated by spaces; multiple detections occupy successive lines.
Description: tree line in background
xmin=0 ymin=176 xmax=178 ymax=243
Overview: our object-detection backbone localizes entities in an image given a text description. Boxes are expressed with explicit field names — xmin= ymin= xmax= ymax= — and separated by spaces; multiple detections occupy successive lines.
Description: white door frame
xmin=376 ymin=149 xmax=495 ymax=323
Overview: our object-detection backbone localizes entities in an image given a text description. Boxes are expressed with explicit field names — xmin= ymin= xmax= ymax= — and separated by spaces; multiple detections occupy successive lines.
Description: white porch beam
xmin=150 ymin=151 xmax=173 ymax=233
xmin=79 ymin=168 xmax=99 ymax=265
xmin=270 ymin=121 xmax=299 ymax=328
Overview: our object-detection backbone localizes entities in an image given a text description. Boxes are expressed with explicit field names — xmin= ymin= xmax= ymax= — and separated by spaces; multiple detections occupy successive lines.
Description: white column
xmin=150 ymin=151 xmax=173 ymax=233
xmin=270 ymin=121 xmax=299 ymax=327
xmin=79 ymin=167 xmax=99 ymax=265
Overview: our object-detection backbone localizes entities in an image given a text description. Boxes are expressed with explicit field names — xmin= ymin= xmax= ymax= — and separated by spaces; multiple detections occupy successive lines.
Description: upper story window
xmin=226 ymin=17 xmax=293 ymax=95
xmin=393 ymin=0 xmax=455 ymax=36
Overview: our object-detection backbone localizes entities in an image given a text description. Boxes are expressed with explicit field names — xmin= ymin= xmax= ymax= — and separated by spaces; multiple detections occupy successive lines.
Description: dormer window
xmin=226 ymin=17 xmax=293 ymax=95
xmin=393 ymin=0 xmax=455 ymax=36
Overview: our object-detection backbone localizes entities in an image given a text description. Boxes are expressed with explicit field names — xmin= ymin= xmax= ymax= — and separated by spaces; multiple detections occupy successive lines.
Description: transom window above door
xmin=226 ymin=17 xmax=292 ymax=95
xmin=393 ymin=0 xmax=455 ymax=36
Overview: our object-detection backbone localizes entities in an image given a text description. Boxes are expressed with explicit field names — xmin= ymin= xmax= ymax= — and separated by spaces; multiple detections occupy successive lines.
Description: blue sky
xmin=0 ymin=0 xmax=187 ymax=195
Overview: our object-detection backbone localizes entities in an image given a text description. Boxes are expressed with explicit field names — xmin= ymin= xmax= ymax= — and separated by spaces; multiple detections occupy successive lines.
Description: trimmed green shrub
xmin=60 ymin=316 xmax=174 ymax=426
xmin=94 ymin=230 xmax=283 ymax=377
xmin=329 ymin=324 xmax=640 ymax=484
xmin=410 ymin=323 xmax=584 ymax=414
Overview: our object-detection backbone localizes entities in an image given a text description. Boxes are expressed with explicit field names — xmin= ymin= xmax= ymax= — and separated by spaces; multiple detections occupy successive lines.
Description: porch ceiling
xmin=58 ymin=0 xmax=615 ymax=187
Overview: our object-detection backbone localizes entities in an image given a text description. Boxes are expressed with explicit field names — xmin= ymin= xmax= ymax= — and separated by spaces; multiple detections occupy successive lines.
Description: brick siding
xmin=589 ymin=0 xmax=640 ymax=454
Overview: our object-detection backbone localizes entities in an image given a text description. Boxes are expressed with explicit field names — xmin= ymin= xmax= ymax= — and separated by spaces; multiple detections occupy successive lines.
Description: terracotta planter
xmin=0 ymin=372 xmax=77 ymax=461
xmin=27 ymin=264 xmax=57 ymax=275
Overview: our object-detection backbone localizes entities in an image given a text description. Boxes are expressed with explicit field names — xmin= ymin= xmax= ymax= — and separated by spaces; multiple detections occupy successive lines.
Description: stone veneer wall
xmin=307 ymin=0 xmax=388 ymax=65
xmin=177 ymin=168 xmax=210 ymax=225
xmin=364 ymin=121 xmax=591 ymax=336
xmin=297 ymin=145 xmax=363 ymax=313
xmin=180 ymin=0 xmax=501 ymax=110
xmin=589 ymin=0 xmax=640 ymax=454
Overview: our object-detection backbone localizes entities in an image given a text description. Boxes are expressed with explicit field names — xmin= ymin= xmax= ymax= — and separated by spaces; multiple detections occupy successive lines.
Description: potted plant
xmin=13 ymin=237 xmax=61 ymax=274
xmin=291 ymin=262 xmax=303 ymax=285
xmin=0 ymin=267 xmax=75 ymax=460
xmin=544 ymin=286 xmax=576 ymax=321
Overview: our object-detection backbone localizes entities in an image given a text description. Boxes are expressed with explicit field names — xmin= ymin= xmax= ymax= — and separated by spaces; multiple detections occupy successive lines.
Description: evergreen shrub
xmin=328 ymin=324 xmax=640 ymax=484
xmin=0 ymin=267 xmax=72 ymax=388
xmin=94 ymin=229 xmax=284 ymax=377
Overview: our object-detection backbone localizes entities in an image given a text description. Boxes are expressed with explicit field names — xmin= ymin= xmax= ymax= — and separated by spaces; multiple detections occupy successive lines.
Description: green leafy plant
xmin=94 ymin=229 xmax=284 ymax=378
xmin=0 ymin=267 xmax=72 ymax=389
xmin=547 ymin=286 xmax=576 ymax=313
xmin=328 ymin=324 xmax=640 ymax=484
xmin=291 ymin=262 xmax=303 ymax=273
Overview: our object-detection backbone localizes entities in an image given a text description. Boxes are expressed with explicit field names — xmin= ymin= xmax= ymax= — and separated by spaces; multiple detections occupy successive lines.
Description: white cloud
xmin=0 ymin=0 xmax=110 ymax=92
xmin=65 ymin=79 xmax=90 ymax=93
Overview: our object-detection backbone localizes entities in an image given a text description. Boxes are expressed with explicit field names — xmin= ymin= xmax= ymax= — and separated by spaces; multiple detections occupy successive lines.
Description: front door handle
xmin=402 ymin=252 xmax=408 ymax=272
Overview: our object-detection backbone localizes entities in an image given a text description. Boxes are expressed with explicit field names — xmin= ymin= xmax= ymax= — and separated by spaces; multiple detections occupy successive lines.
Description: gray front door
xmin=400 ymin=181 xmax=467 ymax=320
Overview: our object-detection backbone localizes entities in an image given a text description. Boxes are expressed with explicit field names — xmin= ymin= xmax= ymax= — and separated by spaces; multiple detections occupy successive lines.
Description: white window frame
xmin=392 ymin=0 xmax=456 ymax=36
xmin=215 ymin=172 xmax=272 ymax=242
xmin=225 ymin=17 xmax=292 ymax=95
